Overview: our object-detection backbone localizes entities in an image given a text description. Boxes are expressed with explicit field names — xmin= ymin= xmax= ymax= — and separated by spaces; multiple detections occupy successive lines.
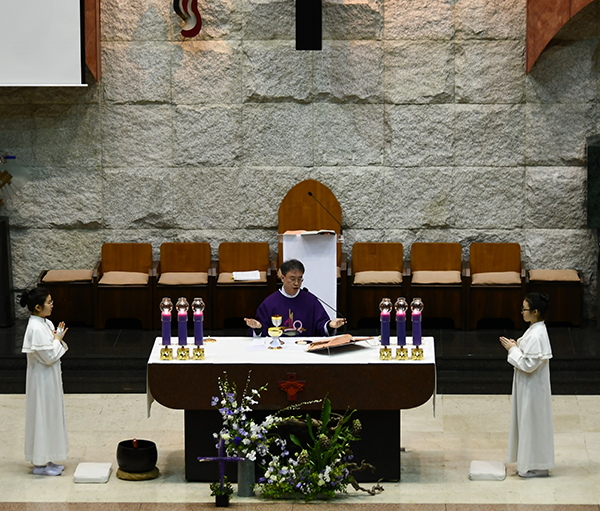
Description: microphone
xmin=303 ymin=287 xmax=347 ymax=333
xmin=307 ymin=191 xmax=343 ymax=239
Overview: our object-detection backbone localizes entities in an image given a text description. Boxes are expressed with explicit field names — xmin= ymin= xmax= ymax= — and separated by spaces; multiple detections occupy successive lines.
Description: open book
xmin=306 ymin=334 xmax=373 ymax=351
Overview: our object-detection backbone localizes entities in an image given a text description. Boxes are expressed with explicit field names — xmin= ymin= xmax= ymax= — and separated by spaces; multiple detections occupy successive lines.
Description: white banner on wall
xmin=0 ymin=0 xmax=84 ymax=86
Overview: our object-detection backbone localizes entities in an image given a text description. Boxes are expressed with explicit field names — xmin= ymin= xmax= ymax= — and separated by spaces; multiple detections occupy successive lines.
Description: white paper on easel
xmin=232 ymin=270 xmax=261 ymax=281
xmin=282 ymin=233 xmax=337 ymax=320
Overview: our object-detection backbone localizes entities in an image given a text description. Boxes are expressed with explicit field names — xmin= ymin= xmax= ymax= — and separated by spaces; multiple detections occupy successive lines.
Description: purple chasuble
xmin=254 ymin=289 xmax=330 ymax=337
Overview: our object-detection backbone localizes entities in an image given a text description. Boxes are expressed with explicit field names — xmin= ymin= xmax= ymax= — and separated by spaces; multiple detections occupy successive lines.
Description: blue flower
xmin=233 ymin=436 xmax=242 ymax=446
xmin=258 ymin=477 xmax=266 ymax=483
xmin=211 ymin=396 xmax=219 ymax=406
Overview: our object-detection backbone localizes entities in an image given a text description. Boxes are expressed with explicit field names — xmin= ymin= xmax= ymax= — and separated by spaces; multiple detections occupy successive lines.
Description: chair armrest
xmin=340 ymin=252 xmax=348 ymax=272
xmin=151 ymin=260 xmax=159 ymax=278
xmin=346 ymin=260 xmax=352 ymax=277
xmin=521 ymin=261 xmax=526 ymax=280
xmin=209 ymin=260 xmax=218 ymax=278
xmin=404 ymin=260 xmax=411 ymax=278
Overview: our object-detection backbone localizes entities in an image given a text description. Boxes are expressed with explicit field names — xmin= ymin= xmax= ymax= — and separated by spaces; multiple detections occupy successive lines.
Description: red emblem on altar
xmin=278 ymin=373 xmax=305 ymax=401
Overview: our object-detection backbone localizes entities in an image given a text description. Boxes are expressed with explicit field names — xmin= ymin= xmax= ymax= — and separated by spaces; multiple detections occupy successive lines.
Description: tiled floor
xmin=1 ymin=393 xmax=600 ymax=507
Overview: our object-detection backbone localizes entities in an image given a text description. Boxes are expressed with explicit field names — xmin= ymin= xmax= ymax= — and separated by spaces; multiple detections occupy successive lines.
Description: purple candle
xmin=396 ymin=311 xmax=406 ymax=345
xmin=161 ymin=311 xmax=171 ymax=346
xmin=380 ymin=311 xmax=390 ymax=346
xmin=194 ymin=311 xmax=204 ymax=346
xmin=178 ymin=311 xmax=188 ymax=346
xmin=412 ymin=310 xmax=422 ymax=346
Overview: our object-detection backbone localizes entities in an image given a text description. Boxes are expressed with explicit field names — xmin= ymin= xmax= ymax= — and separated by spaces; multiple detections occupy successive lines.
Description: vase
xmin=215 ymin=494 xmax=229 ymax=507
xmin=237 ymin=459 xmax=255 ymax=497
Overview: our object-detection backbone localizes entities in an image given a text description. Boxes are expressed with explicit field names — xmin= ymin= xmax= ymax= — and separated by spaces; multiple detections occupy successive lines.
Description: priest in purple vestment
xmin=244 ymin=259 xmax=346 ymax=337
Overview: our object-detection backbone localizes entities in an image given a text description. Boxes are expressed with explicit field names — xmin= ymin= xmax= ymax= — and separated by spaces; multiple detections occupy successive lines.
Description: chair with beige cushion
xmin=527 ymin=269 xmax=583 ymax=326
xmin=468 ymin=242 xmax=525 ymax=330
xmin=38 ymin=269 xmax=94 ymax=326
xmin=154 ymin=242 xmax=213 ymax=330
xmin=410 ymin=242 xmax=465 ymax=329
xmin=94 ymin=243 xmax=155 ymax=330
xmin=347 ymin=242 xmax=405 ymax=329
xmin=213 ymin=242 xmax=275 ymax=329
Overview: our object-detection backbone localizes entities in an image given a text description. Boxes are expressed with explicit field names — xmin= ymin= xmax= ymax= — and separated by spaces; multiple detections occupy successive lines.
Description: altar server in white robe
xmin=500 ymin=292 xmax=554 ymax=478
xmin=20 ymin=287 xmax=69 ymax=476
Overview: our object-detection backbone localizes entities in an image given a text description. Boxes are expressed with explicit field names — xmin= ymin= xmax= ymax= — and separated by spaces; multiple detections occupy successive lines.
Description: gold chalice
xmin=267 ymin=327 xmax=284 ymax=350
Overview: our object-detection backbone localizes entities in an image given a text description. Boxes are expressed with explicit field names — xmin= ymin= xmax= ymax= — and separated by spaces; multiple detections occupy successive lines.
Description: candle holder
xmin=395 ymin=297 xmax=408 ymax=346
xmin=396 ymin=346 xmax=408 ymax=360
xmin=379 ymin=346 xmax=392 ymax=360
xmin=411 ymin=346 xmax=424 ymax=360
xmin=176 ymin=297 xmax=189 ymax=346
xmin=379 ymin=298 xmax=392 ymax=346
xmin=177 ymin=346 xmax=191 ymax=360
xmin=160 ymin=346 xmax=173 ymax=360
xmin=192 ymin=297 xmax=205 ymax=346
xmin=411 ymin=297 xmax=424 ymax=346
xmin=267 ymin=327 xmax=284 ymax=350
xmin=193 ymin=346 xmax=205 ymax=360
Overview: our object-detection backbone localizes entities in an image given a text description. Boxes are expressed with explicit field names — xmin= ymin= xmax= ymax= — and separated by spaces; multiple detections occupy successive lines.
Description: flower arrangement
xmin=254 ymin=398 xmax=362 ymax=501
xmin=211 ymin=371 xmax=282 ymax=462
xmin=210 ymin=372 xmax=381 ymax=501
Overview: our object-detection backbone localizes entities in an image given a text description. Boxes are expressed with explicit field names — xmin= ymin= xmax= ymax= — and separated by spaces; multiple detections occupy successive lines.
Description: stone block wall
xmin=0 ymin=0 xmax=598 ymax=319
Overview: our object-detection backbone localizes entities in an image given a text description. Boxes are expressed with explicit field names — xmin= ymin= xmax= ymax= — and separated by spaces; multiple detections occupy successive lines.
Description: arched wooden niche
xmin=277 ymin=179 xmax=342 ymax=266
xmin=527 ymin=0 xmax=595 ymax=73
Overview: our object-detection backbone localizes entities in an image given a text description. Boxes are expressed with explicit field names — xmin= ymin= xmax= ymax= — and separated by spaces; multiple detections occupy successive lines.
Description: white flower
xmin=247 ymin=452 xmax=256 ymax=461
xmin=242 ymin=438 xmax=251 ymax=445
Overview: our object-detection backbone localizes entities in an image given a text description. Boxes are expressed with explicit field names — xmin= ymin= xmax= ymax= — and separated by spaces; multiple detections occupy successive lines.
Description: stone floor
xmin=1 ymin=393 xmax=600 ymax=508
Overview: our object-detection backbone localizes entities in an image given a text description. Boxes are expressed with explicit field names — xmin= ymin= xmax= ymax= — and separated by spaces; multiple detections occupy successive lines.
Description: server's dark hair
xmin=524 ymin=292 xmax=550 ymax=318
xmin=19 ymin=287 xmax=50 ymax=313
xmin=280 ymin=259 xmax=305 ymax=276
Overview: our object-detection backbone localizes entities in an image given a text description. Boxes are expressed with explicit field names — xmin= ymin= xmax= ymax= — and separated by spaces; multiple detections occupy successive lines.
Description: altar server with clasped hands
xmin=500 ymin=292 xmax=554 ymax=478
xmin=20 ymin=287 xmax=69 ymax=476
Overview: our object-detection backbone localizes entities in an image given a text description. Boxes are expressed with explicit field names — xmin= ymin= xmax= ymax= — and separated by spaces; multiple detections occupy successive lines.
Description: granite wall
xmin=0 ymin=0 xmax=598 ymax=319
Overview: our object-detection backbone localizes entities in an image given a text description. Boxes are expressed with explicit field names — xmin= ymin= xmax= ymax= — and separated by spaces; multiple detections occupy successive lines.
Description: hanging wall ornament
xmin=174 ymin=0 xmax=202 ymax=38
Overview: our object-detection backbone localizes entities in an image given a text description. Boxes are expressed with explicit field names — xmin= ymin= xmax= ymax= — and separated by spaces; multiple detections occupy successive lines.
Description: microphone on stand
xmin=307 ymin=191 xmax=343 ymax=240
xmin=303 ymin=287 xmax=347 ymax=333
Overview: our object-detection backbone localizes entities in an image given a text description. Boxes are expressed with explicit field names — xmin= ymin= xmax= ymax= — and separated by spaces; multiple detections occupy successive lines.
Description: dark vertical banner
xmin=296 ymin=0 xmax=322 ymax=51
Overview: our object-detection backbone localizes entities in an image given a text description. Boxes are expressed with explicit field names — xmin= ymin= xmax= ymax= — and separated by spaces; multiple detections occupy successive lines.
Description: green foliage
xmin=210 ymin=476 xmax=234 ymax=497
xmin=255 ymin=398 xmax=361 ymax=501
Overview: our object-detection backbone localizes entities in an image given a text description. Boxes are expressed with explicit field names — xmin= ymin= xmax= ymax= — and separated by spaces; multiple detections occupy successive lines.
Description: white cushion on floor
xmin=468 ymin=460 xmax=506 ymax=481
xmin=73 ymin=462 xmax=113 ymax=483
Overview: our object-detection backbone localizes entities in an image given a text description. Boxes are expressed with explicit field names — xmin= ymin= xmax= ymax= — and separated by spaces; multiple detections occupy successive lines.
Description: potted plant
xmin=210 ymin=477 xmax=234 ymax=507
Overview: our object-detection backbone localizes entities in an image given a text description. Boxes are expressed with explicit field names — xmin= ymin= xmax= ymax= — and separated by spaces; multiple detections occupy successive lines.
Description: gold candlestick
xmin=193 ymin=346 xmax=205 ymax=360
xmin=379 ymin=346 xmax=392 ymax=360
xmin=177 ymin=346 xmax=190 ymax=360
xmin=160 ymin=346 xmax=173 ymax=361
xmin=396 ymin=346 xmax=408 ymax=360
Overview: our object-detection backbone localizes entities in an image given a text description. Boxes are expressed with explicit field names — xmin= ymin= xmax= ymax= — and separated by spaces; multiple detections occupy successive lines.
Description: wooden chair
xmin=213 ymin=242 xmax=274 ymax=329
xmin=278 ymin=179 xmax=347 ymax=316
xmin=94 ymin=243 xmax=155 ymax=330
xmin=38 ymin=269 xmax=94 ymax=326
xmin=347 ymin=242 xmax=405 ymax=329
xmin=154 ymin=242 xmax=213 ymax=330
xmin=410 ymin=242 xmax=465 ymax=329
xmin=526 ymin=269 xmax=583 ymax=326
xmin=467 ymin=242 xmax=526 ymax=330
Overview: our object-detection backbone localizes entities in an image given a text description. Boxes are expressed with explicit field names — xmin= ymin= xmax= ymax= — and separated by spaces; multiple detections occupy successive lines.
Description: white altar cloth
xmin=147 ymin=336 xmax=435 ymax=366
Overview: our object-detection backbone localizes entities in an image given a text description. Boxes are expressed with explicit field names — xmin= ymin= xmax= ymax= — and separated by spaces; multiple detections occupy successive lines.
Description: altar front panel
xmin=147 ymin=336 xmax=436 ymax=482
